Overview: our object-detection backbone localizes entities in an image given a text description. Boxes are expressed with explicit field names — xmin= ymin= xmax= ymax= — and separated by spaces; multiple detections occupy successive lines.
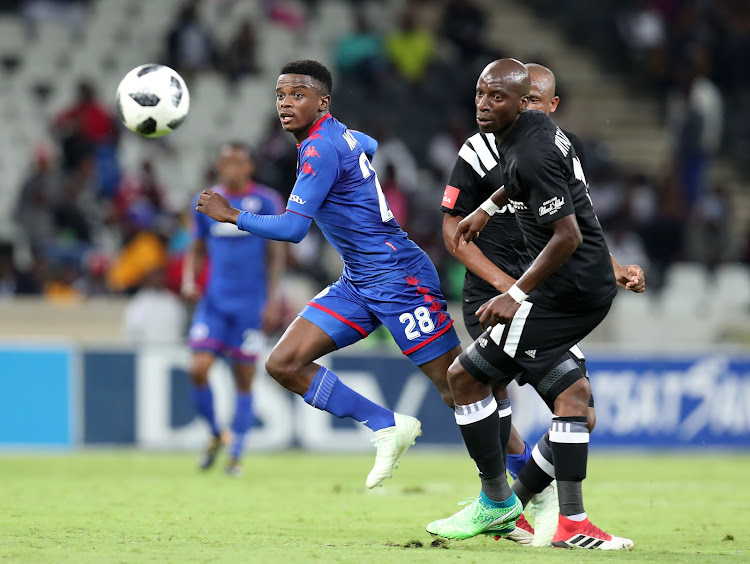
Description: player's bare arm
xmin=442 ymin=214 xmax=516 ymax=294
xmin=453 ymin=187 xmax=509 ymax=250
xmin=262 ymin=240 xmax=287 ymax=334
xmin=181 ymin=238 xmax=206 ymax=303
xmin=196 ymin=189 xmax=241 ymax=224
xmin=477 ymin=214 xmax=582 ymax=326
xmin=610 ymin=254 xmax=645 ymax=293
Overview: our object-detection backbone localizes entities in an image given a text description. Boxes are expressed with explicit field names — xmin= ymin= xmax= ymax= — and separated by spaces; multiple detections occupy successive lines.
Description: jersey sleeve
xmin=349 ymin=130 xmax=378 ymax=161
xmin=286 ymin=138 xmax=339 ymax=218
xmin=440 ymin=153 xmax=502 ymax=217
xmin=518 ymin=144 xmax=575 ymax=225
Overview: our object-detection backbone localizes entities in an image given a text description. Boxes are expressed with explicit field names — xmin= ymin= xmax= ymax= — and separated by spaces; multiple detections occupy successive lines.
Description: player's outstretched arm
xmin=453 ymin=187 xmax=509 ymax=250
xmin=477 ymin=214 xmax=582 ymax=326
xmin=610 ymin=254 xmax=645 ymax=293
xmin=442 ymin=214 xmax=515 ymax=294
xmin=196 ymin=189 xmax=312 ymax=243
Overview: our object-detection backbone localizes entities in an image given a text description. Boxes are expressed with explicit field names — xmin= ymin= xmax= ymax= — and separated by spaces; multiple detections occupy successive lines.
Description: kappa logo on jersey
xmin=539 ymin=196 xmax=565 ymax=217
xmin=478 ymin=337 xmax=488 ymax=348
xmin=442 ymin=185 xmax=460 ymax=209
xmin=304 ymin=146 xmax=321 ymax=158
xmin=525 ymin=349 xmax=537 ymax=358
xmin=301 ymin=162 xmax=316 ymax=176
xmin=289 ymin=194 xmax=307 ymax=205
xmin=508 ymin=198 xmax=527 ymax=210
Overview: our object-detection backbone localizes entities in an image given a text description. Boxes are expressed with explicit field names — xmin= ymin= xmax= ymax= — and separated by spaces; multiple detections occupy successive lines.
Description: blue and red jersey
xmin=191 ymin=182 xmax=284 ymax=312
xmin=286 ymin=114 xmax=427 ymax=286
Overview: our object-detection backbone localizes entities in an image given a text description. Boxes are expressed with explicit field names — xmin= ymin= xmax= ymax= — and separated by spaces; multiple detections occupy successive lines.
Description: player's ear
xmin=319 ymin=94 xmax=331 ymax=112
xmin=550 ymin=96 xmax=560 ymax=113
xmin=519 ymin=95 xmax=529 ymax=113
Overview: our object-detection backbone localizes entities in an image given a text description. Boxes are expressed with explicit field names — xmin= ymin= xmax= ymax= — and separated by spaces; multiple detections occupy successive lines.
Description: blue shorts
xmin=188 ymin=298 xmax=266 ymax=364
xmin=300 ymin=260 xmax=460 ymax=366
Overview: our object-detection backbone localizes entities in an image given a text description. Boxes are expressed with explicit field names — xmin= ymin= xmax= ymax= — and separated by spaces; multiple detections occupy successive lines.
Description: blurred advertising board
xmin=1 ymin=344 xmax=749 ymax=449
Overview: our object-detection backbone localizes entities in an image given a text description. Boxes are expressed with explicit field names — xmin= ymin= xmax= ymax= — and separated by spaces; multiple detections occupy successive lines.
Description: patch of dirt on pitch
xmin=430 ymin=538 xmax=449 ymax=549
xmin=384 ymin=540 xmax=424 ymax=548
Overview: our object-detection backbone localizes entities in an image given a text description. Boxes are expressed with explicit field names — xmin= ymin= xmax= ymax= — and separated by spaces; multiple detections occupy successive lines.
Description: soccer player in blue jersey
xmin=183 ymin=142 xmax=286 ymax=476
xmin=196 ymin=60 xmax=462 ymax=488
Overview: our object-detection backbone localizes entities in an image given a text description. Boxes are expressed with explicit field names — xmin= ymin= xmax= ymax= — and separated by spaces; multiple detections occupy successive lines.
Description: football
xmin=115 ymin=64 xmax=190 ymax=138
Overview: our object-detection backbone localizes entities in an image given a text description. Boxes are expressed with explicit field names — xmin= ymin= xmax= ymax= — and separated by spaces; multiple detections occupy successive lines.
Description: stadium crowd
xmin=0 ymin=0 xmax=744 ymax=305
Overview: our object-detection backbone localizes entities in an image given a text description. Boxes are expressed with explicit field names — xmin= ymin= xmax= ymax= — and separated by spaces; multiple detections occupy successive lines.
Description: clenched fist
xmin=196 ymin=190 xmax=241 ymax=224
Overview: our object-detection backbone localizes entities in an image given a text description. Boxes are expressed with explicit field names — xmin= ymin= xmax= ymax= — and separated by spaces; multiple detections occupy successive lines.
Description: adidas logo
xmin=478 ymin=337 xmax=488 ymax=348
xmin=524 ymin=349 xmax=537 ymax=358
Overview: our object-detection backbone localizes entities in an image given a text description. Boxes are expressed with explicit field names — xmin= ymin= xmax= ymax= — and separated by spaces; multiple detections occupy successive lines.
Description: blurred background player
xmin=197 ymin=60 xmax=462 ymax=489
xmin=182 ymin=142 xmax=286 ymax=476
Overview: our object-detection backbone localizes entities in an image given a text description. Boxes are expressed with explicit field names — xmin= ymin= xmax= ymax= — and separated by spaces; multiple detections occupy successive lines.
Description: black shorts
xmin=462 ymin=295 xmax=497 ymax=341
xmin=459 ymin=300 xmax=610 ymax=408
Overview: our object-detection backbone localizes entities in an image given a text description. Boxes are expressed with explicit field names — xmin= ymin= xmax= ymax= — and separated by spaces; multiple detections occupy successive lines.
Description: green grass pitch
xmin=0 ymin=451 xmax=747 ymax=563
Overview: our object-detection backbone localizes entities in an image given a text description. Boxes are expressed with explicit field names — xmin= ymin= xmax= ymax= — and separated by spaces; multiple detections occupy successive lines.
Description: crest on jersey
xmin=241 ymin=196 xmax=261 ymax=212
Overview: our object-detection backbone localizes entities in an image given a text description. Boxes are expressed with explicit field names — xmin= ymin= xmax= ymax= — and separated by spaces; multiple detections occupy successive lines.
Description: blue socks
xmin=191 ymin=384 xmax=220 ymax=436
xmin=303 ymin=367 xmax=395 ymax=431
xmin=506 ymin=440 xmax=532 ymax=480
xmin=230 ymin=392 xmax=254 ymax=460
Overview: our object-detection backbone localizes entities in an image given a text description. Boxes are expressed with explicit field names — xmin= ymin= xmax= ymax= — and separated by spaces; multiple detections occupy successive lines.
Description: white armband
xmin=507 ymin=284 xmax=528 ymax=304
xmin=480 ymin=198 xmax=500 ymax=216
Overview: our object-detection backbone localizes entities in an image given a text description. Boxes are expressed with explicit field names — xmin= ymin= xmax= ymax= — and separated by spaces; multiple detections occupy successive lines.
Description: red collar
xmin=297 ymin=113 xmax=332 ymax=146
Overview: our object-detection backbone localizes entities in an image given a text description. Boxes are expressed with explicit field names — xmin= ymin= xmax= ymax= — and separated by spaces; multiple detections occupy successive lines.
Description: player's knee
xmin=264 ymin=351 xmax=288 ymax=384
xmin=446 ymin=358 xmax=466 ymax=389
xmin=190 ymin=356 xmax=212 ymax=385
xmin=553 ymin=377 xmax=590 ymax=417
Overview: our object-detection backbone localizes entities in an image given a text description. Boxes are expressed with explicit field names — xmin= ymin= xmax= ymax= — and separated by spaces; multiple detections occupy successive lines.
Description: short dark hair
xmin=221 ymin=141 xmax=253 ymax=160
xmin=280 ymin=60 xmax=333 ymax=95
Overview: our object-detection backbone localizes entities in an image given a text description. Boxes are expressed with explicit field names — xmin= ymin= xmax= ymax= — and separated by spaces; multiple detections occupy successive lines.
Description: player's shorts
xmin=300 ymin=259 xmax=460 ymax=366
xmin=458 ymin=300 xmax=610 ymax=409
xmin=462 ymin=295 xmax=497 ymax=341
xmin=188 ymin=298 xmax=266 ymax=365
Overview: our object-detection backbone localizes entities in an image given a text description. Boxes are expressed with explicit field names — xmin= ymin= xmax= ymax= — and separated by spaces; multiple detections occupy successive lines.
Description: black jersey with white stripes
xmin=496 ymin=110 xmax=617 ymax=312
xmin=440 ymin=131 xmax=530 ymax=303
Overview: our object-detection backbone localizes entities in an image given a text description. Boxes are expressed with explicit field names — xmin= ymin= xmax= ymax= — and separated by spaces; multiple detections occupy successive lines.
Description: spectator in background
xmin=166 ymin=0 xmax=219 ymax=81
xmin=441 ymin=0 xmax=487 ymax=62
xmin=223 ymin=19 xmax=262 ymax=85
xmin=53 ymin=79 xmax=119 ymax=198
xmin=109 ymin=159 xmax=168 ymax=228
xmin=43 ymin=258 xmax=83 ymax=303
xmin=385 ymin=7 xmax=436 ymax=85
xmin=334 ymin=9 xmax=386 ymax=89
xmin=642 ymin=174 xmax=687 ymax=292
xmin=107 ymin=205 xmax=167 ymax=294
xmin=15 ymin=141 xmax=62 ymax=250
xmin=667 ymin=47 xmax=724 ymax=209
xmin=691 ymin=183 xmax=731 ymax=274
xmin=123 ymin=266 xmax=186 ymax=345
xmin=0 ymin=242 xmax=41 ymax=298
xmin=370 ymin=123 xmax=419 ymax=194
xmin=379 ymin=163 xmax=409 ymax=229
xmin=427 ymin=114 xmax=471 ymax=183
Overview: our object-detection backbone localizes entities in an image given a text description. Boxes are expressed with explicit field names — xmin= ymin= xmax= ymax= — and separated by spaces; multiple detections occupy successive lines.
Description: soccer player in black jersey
xmin=439 ymin=62 xmax=644 ymax=547
xmin=427 ymin=59 xmax=633 ymax=550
